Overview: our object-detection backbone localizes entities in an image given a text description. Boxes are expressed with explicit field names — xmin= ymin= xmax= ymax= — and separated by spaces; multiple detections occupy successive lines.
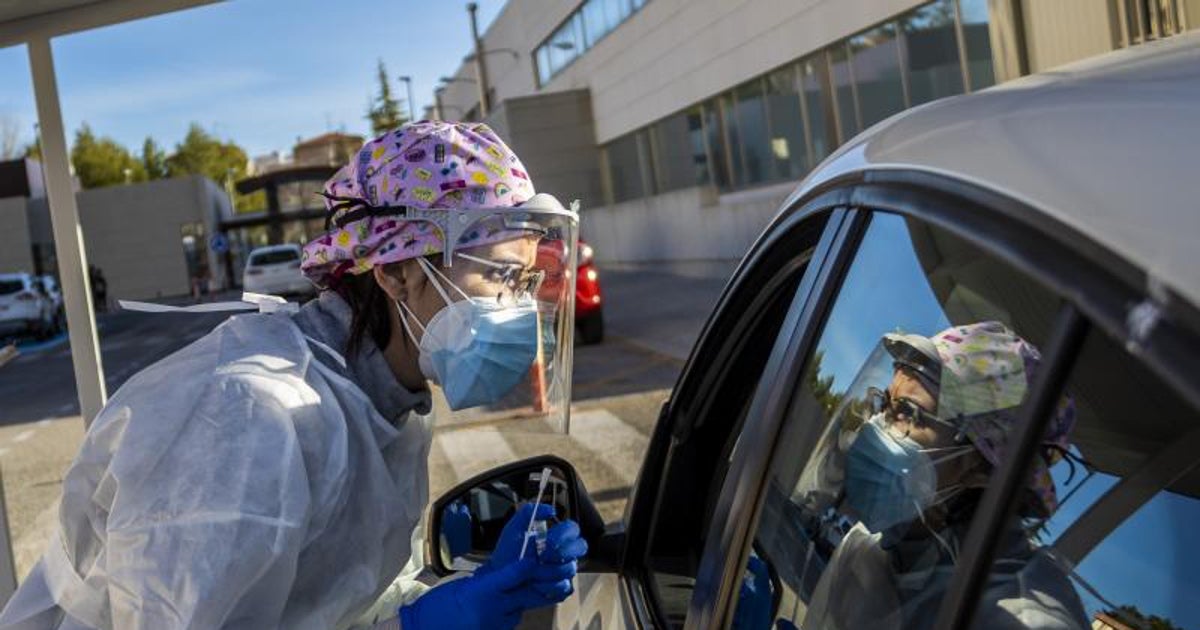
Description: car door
xmin=569 ymin=203 xmax=852 ymax=629
xmin=684 ymin=170 xmax=1200 ymax=629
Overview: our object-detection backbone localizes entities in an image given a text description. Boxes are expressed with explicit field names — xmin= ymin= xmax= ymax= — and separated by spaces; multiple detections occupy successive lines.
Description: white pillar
xmin=28 ymin=37 xmax=107 ymax=424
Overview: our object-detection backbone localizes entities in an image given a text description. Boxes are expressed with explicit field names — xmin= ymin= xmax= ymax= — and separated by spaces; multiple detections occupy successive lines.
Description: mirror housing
xmin=427 ymin=455 xmax=610 ymax=576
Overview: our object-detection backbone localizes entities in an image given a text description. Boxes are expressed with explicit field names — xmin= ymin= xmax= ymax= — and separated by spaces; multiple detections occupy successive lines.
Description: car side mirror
xmin=427 ymin=455 xmax=609 ymax=576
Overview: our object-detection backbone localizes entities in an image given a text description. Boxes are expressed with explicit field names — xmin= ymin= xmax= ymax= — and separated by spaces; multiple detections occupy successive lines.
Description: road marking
xmin=562 ymin=409 xmax=647 ymax=487
xmin=36 ymin=418 xmax=52 ymax=427
xmin=435 ymin=427 xmax=519 ymax=484
xmin=56 ymin=403 xmax=74 ymax=414
xmin=12 ymin=429 xmax=35 ymax=444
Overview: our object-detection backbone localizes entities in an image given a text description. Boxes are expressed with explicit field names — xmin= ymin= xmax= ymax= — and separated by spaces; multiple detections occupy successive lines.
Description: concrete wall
xmin=76 ymin=175 xmax=227 ymax=301
xmin=582 ymin=181 xmax=794 ymax=263
xmin=0 ymin=197 xmax=34 ymax=274
xmin=488 ymin=89 xmax=605 ymax=211
xmin=1022 ymin=0 xmax=1117 ymax=73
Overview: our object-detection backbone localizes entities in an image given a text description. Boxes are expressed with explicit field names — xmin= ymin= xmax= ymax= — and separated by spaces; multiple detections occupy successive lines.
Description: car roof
xmin=795 ymin=31 xmax=1200 ymax=307
xmin=249 ymin=244 xmax=301 ymax=254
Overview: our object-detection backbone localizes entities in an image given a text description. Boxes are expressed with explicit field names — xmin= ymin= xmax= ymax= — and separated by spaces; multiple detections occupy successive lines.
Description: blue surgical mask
xmin=397 ymin=258 xmax=542 ymax=411
xmin=844 ymin=414 xmax=971 ymax=532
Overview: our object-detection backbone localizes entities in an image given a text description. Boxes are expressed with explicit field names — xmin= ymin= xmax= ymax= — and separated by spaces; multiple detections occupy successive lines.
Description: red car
xmin=538 ymin=239 xmax=604 ymax=345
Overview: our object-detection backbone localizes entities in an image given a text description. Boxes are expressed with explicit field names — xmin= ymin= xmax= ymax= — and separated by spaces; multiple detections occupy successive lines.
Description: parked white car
xmin=0 ymin=273 xmax=56 ymax=340
xmin=242 ymin=245 xmax=315 ymax=298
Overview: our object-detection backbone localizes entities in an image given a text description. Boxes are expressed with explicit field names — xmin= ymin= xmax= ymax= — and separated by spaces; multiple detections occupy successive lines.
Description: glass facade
xmin=764 ymin=66 xmax=809 ymax=180
xmin=902 ymin=0 xmax=965 ymax=105
xmin=536 ymin=0 xmax=652 ymax=86
xmin=600 ymin=0 xmax=1004 ymax=201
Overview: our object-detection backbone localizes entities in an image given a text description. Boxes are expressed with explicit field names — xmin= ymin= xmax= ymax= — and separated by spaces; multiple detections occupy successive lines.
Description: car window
xmin=0 ymin=279 xmax=25 ymax=295
xmin=735 ymin=211 xmax=1065 ymax=629
xmin=641 ymin=212 xmax=830 ymax=628
xmin=249 ymin=249 xmax=299 ymax=266
xmin=968 ymin=327 xmax=1200 ymax=629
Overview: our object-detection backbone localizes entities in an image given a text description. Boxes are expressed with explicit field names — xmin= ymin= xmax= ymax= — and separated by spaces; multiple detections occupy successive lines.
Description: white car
xmin=242 ymin=245 xmax=315 ymax=298
xmin=37 ymin=275 xmax=64 ymax=330
xmin=0 ymin=272 xmax=56 ymax=340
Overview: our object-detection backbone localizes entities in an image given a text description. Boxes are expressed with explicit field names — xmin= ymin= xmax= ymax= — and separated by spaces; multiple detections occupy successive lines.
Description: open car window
xmin=639 ymin=212 xmax=831 ymax=628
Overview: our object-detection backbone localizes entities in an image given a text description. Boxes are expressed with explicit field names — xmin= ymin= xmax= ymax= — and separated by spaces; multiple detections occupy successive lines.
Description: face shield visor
xmin=792 ymin=342 xmax=975 ymax=535
xmin=398 ymin=196 xmax=579 ymax=433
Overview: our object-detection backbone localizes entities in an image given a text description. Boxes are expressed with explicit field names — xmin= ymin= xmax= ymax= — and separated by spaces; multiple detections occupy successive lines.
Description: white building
xmin=433 ymin=0 xmax=1199 ymax=264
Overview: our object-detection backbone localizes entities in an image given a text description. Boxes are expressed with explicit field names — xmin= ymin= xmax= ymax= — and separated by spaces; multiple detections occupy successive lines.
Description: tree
xmin=0 ymin=115 xmax=21 ymax=160
xmin=164 ymin=123 xmax=260 ymax=210
xmin=141 ymin=136 xmax=168 ymax=180
xmin=365 ymin=59 xmax=407 ymax=135
xmin=70 ymin=123 xmax=145 ymax=188
xmin=1104 ymin=605 xmax=1183 ymax=630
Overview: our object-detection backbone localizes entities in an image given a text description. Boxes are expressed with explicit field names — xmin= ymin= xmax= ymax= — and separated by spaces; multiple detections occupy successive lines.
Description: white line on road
xmin=563 ymin=409 xmax=648 ymax=487
xmin=36 ymin=418 xmax=52 ymax=427
xmin=12 ymin=429 xmax=36 ymax=444
xmin=55 ymin=403 xmax=74 ymax=414
xmin=436 ymin=428 xmax=519 ymax=484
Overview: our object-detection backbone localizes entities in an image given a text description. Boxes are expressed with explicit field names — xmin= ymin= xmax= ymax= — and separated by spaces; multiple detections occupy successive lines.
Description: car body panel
xmin=0 ymin=273 xmax=53 ymax=337
xmin=787 ymin=32 xmax=1200 ymax=307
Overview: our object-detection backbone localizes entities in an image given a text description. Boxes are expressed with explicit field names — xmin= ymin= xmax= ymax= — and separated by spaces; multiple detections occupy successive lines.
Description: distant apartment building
xmin=432 ymin=0 xmax=1199 ymax=264
xmin=292 ymin=132 xmax=366 ymax=168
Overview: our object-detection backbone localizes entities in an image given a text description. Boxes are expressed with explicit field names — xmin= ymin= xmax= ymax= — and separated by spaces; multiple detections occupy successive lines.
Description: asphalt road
xmin=0 ymin=262 xmax=735 ymax=581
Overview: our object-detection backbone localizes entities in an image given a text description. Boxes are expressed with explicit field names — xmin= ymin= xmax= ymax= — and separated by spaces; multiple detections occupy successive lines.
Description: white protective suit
xmin=0 ymin=292 xmax=435 ymax=629
xmin=803 ymin=523 xmax=1089 ymax=630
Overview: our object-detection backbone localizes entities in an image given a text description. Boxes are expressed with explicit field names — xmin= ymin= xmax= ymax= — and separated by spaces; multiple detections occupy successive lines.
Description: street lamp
xmin=464 ymin=48 xmax=521 ymax=62
xmin=439 ymin=76 xmax=476 ymax=84
xmin=397 ymin=75 xmax=416 ymax=122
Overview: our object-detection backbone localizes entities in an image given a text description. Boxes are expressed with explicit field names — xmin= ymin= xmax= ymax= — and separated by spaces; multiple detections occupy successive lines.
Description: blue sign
xmin=209 ymin=233 xmax=229 ymax=254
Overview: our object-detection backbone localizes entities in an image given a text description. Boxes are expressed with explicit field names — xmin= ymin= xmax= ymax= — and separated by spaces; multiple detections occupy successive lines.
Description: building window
xmin=849 ymin=22 xmax=907 ymax=129
xmin=702 ymin=99 xmax=731 ymax=190
xmin=903 ymin=0 xmax=965 ymax=105
xmin=764 ymin=64 xmax=810 ymax=181
xmin=829 ymin=43 xmax=859 ymax=144
xmin=733 ymin=79 xmax=772 ymax=186
xmin=607 ymin=132 xmax=647 ymax=203
xmin=649 ymin=107 xmax=710 ymax=192
xmin=536 ymin=0 xmax=651 ymax=86
xmin=801 ymin=53 xmax=837 ymax=165
xmin=958 ymin=0 xmax=997 ymax=91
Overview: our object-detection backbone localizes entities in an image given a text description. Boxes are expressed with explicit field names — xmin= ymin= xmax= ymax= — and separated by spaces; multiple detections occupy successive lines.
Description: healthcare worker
xmin=736 ymin=321 xmax=1090 ymax=630
xmin=0 ymin=121 xmax=587 ymax=630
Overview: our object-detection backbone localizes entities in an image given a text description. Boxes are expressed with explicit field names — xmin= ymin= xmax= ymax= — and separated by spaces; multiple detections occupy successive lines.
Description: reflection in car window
xmin=734 ymin=212 xmax=1075 ymax=629
xmin=973 ymin=329 xmax=1200 ymax=630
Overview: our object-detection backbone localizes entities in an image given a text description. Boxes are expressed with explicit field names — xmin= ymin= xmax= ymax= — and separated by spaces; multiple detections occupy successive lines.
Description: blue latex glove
xmin=443 ymin=501 xmax=473 ymax=558
xmin=732 ymin=555 xmax=773 ymax=630
xmin=530 ymin=518 xmax=589 ymax=599
xmin=477 ymin=502 xmax=556 ymax=576
xmin=399 ymin=557 xmax=576 ymax=630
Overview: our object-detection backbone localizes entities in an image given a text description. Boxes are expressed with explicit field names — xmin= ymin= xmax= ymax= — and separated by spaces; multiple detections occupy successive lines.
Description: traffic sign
xmin=209 ymin=233 xmax=229 ymax=254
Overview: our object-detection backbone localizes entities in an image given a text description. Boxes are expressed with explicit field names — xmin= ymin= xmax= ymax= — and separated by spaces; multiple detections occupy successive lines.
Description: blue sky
xmin=0 ymin=0 xmax=505 ymax=158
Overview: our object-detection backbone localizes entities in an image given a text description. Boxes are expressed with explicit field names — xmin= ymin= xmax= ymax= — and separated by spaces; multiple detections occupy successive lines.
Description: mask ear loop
xmin=395 ymin=299 xmax=426 ymax=348
xmin=416 ymin=256 xmax=472 ymax=304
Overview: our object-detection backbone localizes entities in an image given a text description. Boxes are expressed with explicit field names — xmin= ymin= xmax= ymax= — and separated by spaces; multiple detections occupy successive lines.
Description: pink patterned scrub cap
xmin=887 ymin=321 xmax=1076 ymax=517
xmin=301 ymin=120 xmax=539 ymax=288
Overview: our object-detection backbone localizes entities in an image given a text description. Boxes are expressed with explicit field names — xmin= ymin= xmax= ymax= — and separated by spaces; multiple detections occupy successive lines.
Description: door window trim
xmin=687 ymin=168 xmax=1200 ymax=629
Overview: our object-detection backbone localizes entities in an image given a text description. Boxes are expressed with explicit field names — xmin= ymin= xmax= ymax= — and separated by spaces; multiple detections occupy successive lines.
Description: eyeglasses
xmin=866 ymin=386 xmax=949 ymax=432
xmin=457 ymin=252 xmax=546 ymax=305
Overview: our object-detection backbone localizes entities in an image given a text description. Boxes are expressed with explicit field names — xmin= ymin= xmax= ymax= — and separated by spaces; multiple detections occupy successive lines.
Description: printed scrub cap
xmin=301 ymin=120 xmax=538 ymax=287
xmin=884 ymin=321 xmax=1076 ymax=517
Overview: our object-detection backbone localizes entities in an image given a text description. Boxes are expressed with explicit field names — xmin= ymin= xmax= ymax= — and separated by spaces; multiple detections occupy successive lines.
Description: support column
xmin=28 ymin=37 xmax=107 ymax=424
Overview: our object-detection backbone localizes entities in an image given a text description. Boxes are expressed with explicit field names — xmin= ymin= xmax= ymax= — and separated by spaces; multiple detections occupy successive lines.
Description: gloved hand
xmin=531 ymin=518 xmax=589 ymax=599
xmin=732 ymin=555 xmax=773 ymax=630
xmin=477 ymin=502 xmax=556 ymax=576
xmin=399 ymin=557 xmax=575 ymax=630
xmin=442 ymin=500 xmax=474 ymax=558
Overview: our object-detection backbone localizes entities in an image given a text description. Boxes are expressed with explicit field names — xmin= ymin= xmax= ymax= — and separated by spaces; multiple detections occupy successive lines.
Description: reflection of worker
xmin=0 ymin=122 xmax=585 ymax=630
xmin=741 ymin=322 xmax=1089 ymax=630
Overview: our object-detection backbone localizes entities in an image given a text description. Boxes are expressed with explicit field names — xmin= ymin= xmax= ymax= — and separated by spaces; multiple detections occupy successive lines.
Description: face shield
xmin=792 ymin=342 xmax=976 ymax=536
xmin=398 ymin=196 xmax=579 ymax=433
